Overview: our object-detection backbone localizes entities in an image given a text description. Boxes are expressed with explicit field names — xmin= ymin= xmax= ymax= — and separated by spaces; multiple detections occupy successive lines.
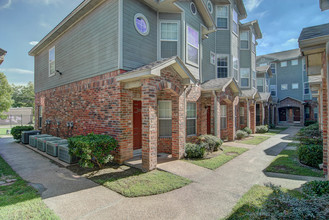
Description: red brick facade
xmin=321 ymin=52 xmax=328 ymax=175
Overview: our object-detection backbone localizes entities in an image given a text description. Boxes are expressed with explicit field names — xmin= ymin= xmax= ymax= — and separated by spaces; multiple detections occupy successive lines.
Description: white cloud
xmin=26 ymin=0 xmax=64 ymax=6
xmin=282 ymin=38 xmax=298 ymax=47
xmin=0 ymin=0 xmax=12 ymax=9
xmin=29 ymin=41 xmax=39 ymax=46
xmin=0 ymin=68 xmax=33 ymax=74
xmin=245 ymin=0 xmax=263 ymax=12
xmin=39 ymin=21 xmax=51 ymax=28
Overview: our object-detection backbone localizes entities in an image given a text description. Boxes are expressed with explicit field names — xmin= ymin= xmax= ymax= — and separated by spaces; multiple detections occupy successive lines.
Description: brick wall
xmin=322 ymin=52 xmax=328 ymax=176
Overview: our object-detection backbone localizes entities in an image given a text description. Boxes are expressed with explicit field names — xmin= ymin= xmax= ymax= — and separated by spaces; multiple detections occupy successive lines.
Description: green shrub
xmin=197 ymin=135 xmax=223 ymax=153
xmin=236 ymin=130 xmax=248 ymax=140
xmin=302 ymin=180 xmax=329 ymax=197
xmin=256 ymin=125 xmax=268 ymax=133
xmin=296 ymin=123 xmax=322 ymax=145
xmin=185 ymin=143 xmax=206 ymax=159
xmin=10 ymin=125 xmax=34 ymax=140
xmin=242 ymin=127 xmax=252 ymax=135
xmin=68 ymin=133 xmax=118 ymax=168
xmin=304 ymin=120 xmax=317 ymax=127
xmin=297 ymin=144 xmax=323 ymax=168
xmin=269 ymin=124 xmax=276 ymax=129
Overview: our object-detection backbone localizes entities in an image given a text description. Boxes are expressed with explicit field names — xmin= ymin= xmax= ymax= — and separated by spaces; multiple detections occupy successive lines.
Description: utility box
xmin=21 ymin=130 xmax=40 ymax=144
xmin=37 ymin=137 xmax=62 ymax=152
xmin=46 ymin=139 xmax=68 ymax=157
xmin=29 ymin=134 xmax=52 ymax=147
xmin=58 ymin=144 xmax=78 ymax=164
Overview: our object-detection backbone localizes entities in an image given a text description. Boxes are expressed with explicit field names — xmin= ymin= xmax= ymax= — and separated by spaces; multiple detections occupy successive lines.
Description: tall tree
xmin=11 ymin=82 xmax=35 ymax=109
xmin=0 ymin=72 xmax=13 ymax=119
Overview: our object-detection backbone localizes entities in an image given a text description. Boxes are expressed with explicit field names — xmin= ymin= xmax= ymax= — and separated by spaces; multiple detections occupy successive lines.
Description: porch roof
xmin=116 ymin=56 xmax=197 ymax=85
xmin=279 ymin=96 xmax=305 ymax=104
xmin=240 ymin=88 xmax=260 ymax=100
xmin=256 ymin=65 xmax=272 ymax=77
xmin=201 ymin=78 xmax=241 ymax=95
xmin=259 ymin=92 xmax=272 ymax=102
xmin=308 ymin=75 xmax=322 ymax=85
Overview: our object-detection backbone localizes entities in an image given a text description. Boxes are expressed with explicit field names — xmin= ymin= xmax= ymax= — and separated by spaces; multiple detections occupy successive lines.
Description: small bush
xmin=10 ymin=125 xmax=34 ymax=140
xmin=185 ymin=143 xmax=206 ymax=159
xmin=302 ymin=180 xmax=329 ymax=197
xmin=304 ymin=120 xmax=317 ymax=127
xmin=68 ymin=133 xmax=118 ymax=168
xmin=242 ymin=127 xmax=252 ymax=135
xmin=297 ymin=144 xmax=323 ymax=168
xmin=236 ymin=130 xmax=248 ymax=140
xmin=197 ymin=135 xmax=223 ymax=153
xmin=296 ymin=123 xmax=322 ymax=145
xmin=256 ymin=125 xmax=268 ymax=133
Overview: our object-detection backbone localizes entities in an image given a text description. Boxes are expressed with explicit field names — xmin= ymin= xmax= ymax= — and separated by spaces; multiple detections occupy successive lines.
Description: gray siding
xmin=240 ymin=50 xmax=251 ymax=68
xmin=202 ymin=31 xmax=216 ymax=82
xmin=35 ymin=0 xmax=119 ymax=93
xmin=159 ymin=13 xmax=181 ymax=20
xmin=122 ymin=0 xmax=157 ymax=70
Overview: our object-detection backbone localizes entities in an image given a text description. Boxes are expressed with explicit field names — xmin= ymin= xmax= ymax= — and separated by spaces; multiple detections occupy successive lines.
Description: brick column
xmin=259 ymin=102 xmax=264 ymax=125
xmin=172 ymin=93 xmax=185 ymax=159
xmin=322 ymin=51 xmax=328 ymax=177
xmin=141 ymin=79 xmax=157 ymax=172
xmin=250 ymin=102 xmax=256 ymax=133
xmin=246 ymin=100 xmax=250 ymax=128
xmin=227 ymin=102 xmax=235 ymax=141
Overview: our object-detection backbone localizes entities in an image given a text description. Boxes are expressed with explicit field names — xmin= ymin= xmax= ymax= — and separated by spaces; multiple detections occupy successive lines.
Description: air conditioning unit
xmin=21 ymin=130 xmax=40 ymax=144
xmin=46 ymin=139 xmax=68 ymax=157
xmin=37 ymin=137 xmax=62 ymax=152
xmin=58 ymin=144 xmax=78 ymax=164
xmin=29 ymin=134 xmax=52 ymax=147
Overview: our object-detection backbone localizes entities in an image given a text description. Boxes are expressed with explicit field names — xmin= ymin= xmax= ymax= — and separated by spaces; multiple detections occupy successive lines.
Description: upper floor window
xmin=232 ymin=9 xmax=238 ymax=34
xmin=210 ymin=52 xmax=216 ymax=65
xmin=160 ymin=22 xmax=179 ymax=58
xmin=292 ymin=83 xmax=299 ymax=89
xmin=304 ymin=82 xmax=310 ymax=94
xmin=270 ymin=85 xmax=277 ymax=96
xmin=186 ymin=26 xmax=199 ymax=66
xmin=233 ymin=57 xmax=239 ymax=81
xmin=252 ymin=71 xmax=256 ymax=88
xmin=280 ymin=61 xmax=287 ymax=67
xmin=270 ymin=63 xmax=276 ymax=74
xmin=240 ymin=31 xmax=249 ymax=49
xmin=291 ymin=59 xmax=298 ymax=66
xmin=281 ymin=84 xmax=288 ymax=90
xmin=216 ymin=5 xmax=228 ymax=29
xmin=186 ymin=102 xmax=197 ymax=136
xmin=252 ymin=33 xmax=256 ymax=52
xmin=190 ymin=2 xmax=197 ymax=15
xmin=49 ymin=47 xmax=55 ymax=77
xmin=158 ymin=101 xmax=172 ymax=137
xmin=257 ymin=78 xmax=264 ymax=92
xmin=240 ymin=68 xmax=250 ymax=87
xmin=134 ymin=13 xmax=149 ymax=36
xmin=207 ymin=1 xmax=213 ymax=14
xmin=217 ymin=54 xmax=229 ymax=78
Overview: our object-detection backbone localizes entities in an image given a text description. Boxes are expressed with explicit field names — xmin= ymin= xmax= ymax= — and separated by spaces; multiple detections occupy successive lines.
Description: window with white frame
xmin=233 ymin=57 xmax=239 ymax=81
xmin=210 ymin=52 xmax=216 ymax=65
xmin=281 ymin=84 xmax=288 ymax=90
xmin=270 ymin=63 xmax=276 ymax=74
xmin=240 ymin=68 xmax=250 ymax=87
xmin=38 ymin=106 xmax=43 ymax=128
xmin=252 ymin=71 xmax=256 ymax=88
xmin=160 ymin=22 xmax=179 ymax=58
xmin=304 ymin=82 xmax=310 ymax=94
xmin=257 ymin=78 xmax=264 ymax=92
xmin=186 ymin=102 xmax=197 ymax=136
xmin=207 ymin=1 xmax=213 ymax=14
xmin=232 ymin=9 xmax=238 ymax=34
xmin=292 ymin=83 xmax=299 ymax=89
xmin=252 ymin=33 xmax=256 ymax=52
xmin=49 ymin=47 xmax=55 ymax=77
xmin=240 ymin=31 xmax=249 ymax=49
xmin=291 ymin=59 xmax=298 ymax=65
xmin=270 ymin=85 xmax=277 ymax=96
xmin=186 ymin=25 xmax=199 ymax=66
xmin=134 ymin=13 xmax=150 ymax=36
xmin=158 ymin=101 xmax=172 ymax=137
xmin=216 ymin=5 xmax=228 ymax=29
xmin=240 ymin=107 xmax=245 ymax=125
xmin=280 ymin=61 xmax=287 ymax=67
xmin=190 ymin=2 xmax=197 ymax=15
xmin=217 ymin=54 xmax=229 ymax=78
xmin=220 ymin=105 xmax=227 ymax=129
xmin=265 ymin=78 xmax=270 ymax=92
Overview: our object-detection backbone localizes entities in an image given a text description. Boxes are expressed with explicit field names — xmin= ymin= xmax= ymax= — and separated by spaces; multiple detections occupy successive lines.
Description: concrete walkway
xmin=0 ymin=127 xmax=323 ymax=220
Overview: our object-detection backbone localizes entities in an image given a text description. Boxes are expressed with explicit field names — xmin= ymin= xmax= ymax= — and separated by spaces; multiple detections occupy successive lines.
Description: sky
xmin=0 ymin=0 xmax=329 ymax=85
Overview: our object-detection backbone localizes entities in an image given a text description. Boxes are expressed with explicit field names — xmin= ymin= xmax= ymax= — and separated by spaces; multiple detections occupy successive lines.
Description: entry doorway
xmin=293 ymin=108 xmax=300 ymax=122
xmin=133 ymin=100 xmax=142 ymax=150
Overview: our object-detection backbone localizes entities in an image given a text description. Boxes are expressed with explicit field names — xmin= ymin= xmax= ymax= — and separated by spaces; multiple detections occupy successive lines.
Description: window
xmin=38 ymin=106 xmax=43 ymax=128
xmin=190 ymin=2 xmax=197 ymax=15
xmin=259 ymin=63 xmax=267 ymax=67
xmin=186 ymin=25 xmax=199 ymax=66
xmin=217 ymin=55 xmax=229 ymax=78
xmin=210 ymin=52 xmax=216 ymax=65
xmin=270 ymin=85 xmax=277 ymax=96
xmin=240 ymin=68 xmax=250 ymax=87
xmin=257 ymin=78 xmax=264 ymax=92
xmin=233 ymin=57 xmax=239 ymax=81
xmin=158 ymin=101 xmax=172 ymax=137
xmin=270 ymin=63 xmax=276 ymax=74
xmin=304 ymin=82 xmax=310 ymax=94
xmin=187 ymin=102 xmax=197 ymax=136
xmin=291 ymin=59 xmax=298 ymax=65
xmin=207 ymin=1 xmax=213 ymax=14
xmin=240 ymin=31 xmax=249 ymax=49
xmin=305 ymin=107 xmax=310 ymax=119
xmin=134 ymin=13 xmax=149 ymax=36
xmin=216 ymin=5 xmax=228 ymax=29
xmin=232 ymin=9 xmax=238 ymax=34
xmin=240 ymin=107 xmax=245 ymax=125
xmin=252 ymin=33 xmax=256 ymax=52
xmin=220 ymin=105 xmax=227 ymax=129
xmin=49 ymin=47 xmax=55 ymax=77
xmin=281 ymin=84 xmax=288 ymax=90
xmin=280 ymin=61 xmax=287 ymax=67
xmin=160 ymin=22 xmax=179 ymax=58
xmin=292 ymin=83 xmax=299 ymax=89
xmin=252 ymin=71 xmax=256 ymax=88
xmin=265 ymin=78 xmax=270 ymax=92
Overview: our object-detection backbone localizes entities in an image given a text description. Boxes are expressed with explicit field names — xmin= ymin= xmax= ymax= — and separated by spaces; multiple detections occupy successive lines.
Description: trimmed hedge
xmin=197 ymin=135 xmax=223 ymax=153
xmin=297 ymin=144 xmax=323 ymax=168
xmin=68 ymin=133 xmax=118 ymax=168
xmin=296 ymin=123 xmax=322 ymax=145
xmin=304 ymin=120 xmax=317 ymax=127
xmin=236 ymin=130 xmax=248 ymax=140
xmin=185 ymin=143 xmax=206 ymax=159
xmin=242 ymin=127 xmax=252 ymax=135
xmin=256 ymin=125 xmax=269 ymax=134
xmin=302 ymin=180 xmax=329 ymax=197
xmin=10 ymin=126 xmax=34 ymax=140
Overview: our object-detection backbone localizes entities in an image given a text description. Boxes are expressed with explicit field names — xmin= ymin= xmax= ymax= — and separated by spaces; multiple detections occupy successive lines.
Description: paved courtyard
xmin=0 ymin=126 xmax=322 ymax=220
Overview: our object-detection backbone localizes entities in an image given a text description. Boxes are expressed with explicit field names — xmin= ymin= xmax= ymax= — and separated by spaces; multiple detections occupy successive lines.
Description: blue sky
xmin=0 ymin=0 xmax=328 ymax=85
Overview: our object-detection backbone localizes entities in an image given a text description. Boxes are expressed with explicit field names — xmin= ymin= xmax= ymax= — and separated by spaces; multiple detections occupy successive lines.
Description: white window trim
xmin=304 ymin=82 xmax=310 ymax=95
xmin=134 ymin=13 xmax=150 ymax=36
xmin=291 ymin=59 xmax=298 ymax=66
xmin=158 ymin=100 xmax=172 ymax=137
xmin=159 ymin=20 xmax=180 ymax=59
xmin=190 ymin=2 xmax=197 ymax=15
xmin=49 ymin=46 xmax=55 ymax=77
xmin=251 ymin=33 xmax=256 ymax=53
xmin=217 ymin=54 xmax=229 ymax=78
xmin=280 ymin=61 xmax=287 ymax=67
xmin=252 ymin=71 xmax=256 ymax=88
xmin=240 ymin=30 xmax=249 ymax=50
xmin=216 ymin=5 xmax=229 ymax=30
xmin=220 ymin=105 xmax=227 ymax=129
xmin=232 ymin=8 xmax=238 ymax=35
xmin=281 ymin=84 xmax=288 ymax=90
xmin=210 ymin=51 xmax=216 ymax=65
xmin=233 ymin=56 xmax=239 ymax=82
xmin=186 ymin=25 xmax=199 ymax=67
xmin=186 ymin=102 xmax=197 ymax=136
xmin=207 ymin=1 xmax=214 ymax=14
xmin=270 ymin=85 xmax=277 ymax=97
xmin=292 ymin=83 xmax=299 ymax=89
xmin=270 ymin=63 xmax=276 ymax=74
xmin=240 ymin=68 xmax=250 ymax=88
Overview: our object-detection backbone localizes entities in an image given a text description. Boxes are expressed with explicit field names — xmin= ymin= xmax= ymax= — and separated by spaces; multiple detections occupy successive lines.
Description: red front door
xmin=133 ymin=100 xmax=142 ymax=150
xmin=207 ymin=106 xmax=211 ymax=134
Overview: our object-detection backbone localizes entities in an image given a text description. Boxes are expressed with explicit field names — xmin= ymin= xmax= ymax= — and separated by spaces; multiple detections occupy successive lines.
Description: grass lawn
xmin=184 ymin=146 xmax=248 ymax=170
xmin=265 ymin=149 xmax=324 ymax=177
xmin=0 ymin=128 xmax=10 ymax=135
xmin=69 ymin=165 xmax=191 ymax=197
xmin=0 ymin=156 xmax=59 ymax=220
xmin=263 ymin=127 xmax=288 ymax=135
xmin=239 ymin=136 xmax=270 ymax=145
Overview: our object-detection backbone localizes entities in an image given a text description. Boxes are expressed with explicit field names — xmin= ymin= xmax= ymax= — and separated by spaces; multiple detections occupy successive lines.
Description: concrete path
xmin=0 ymin=126 xmax=323 ymax=220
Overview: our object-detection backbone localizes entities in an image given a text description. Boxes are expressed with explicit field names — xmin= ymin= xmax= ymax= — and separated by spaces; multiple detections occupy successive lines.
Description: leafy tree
xmin=0 ymin=72 xmax=13 ymax=119
xmin=11 ymin=82 xmax=35 ymax=109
